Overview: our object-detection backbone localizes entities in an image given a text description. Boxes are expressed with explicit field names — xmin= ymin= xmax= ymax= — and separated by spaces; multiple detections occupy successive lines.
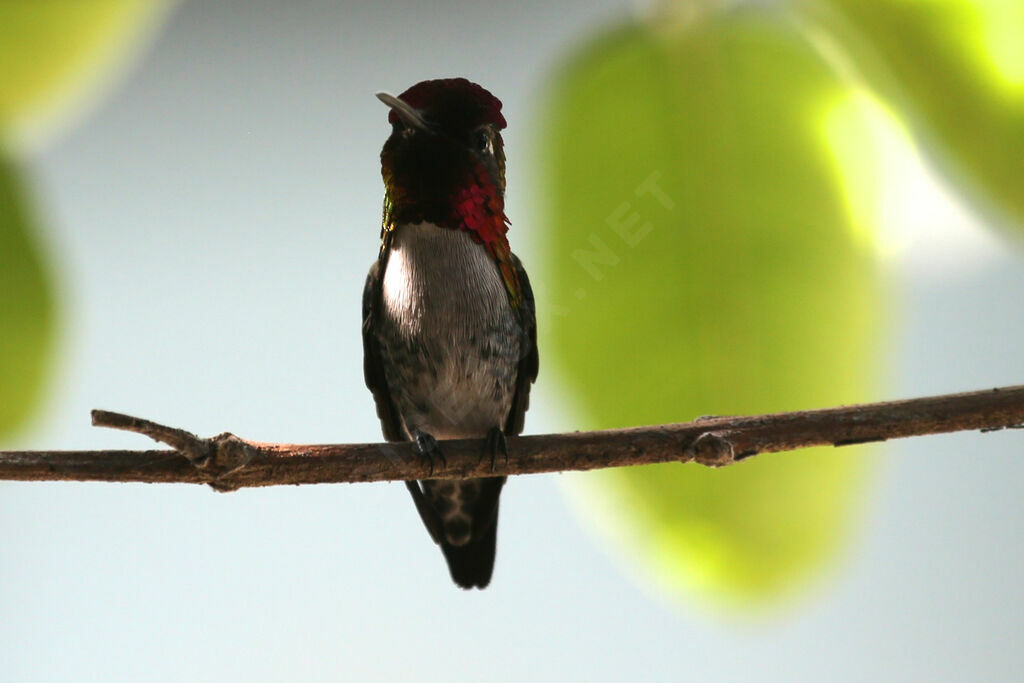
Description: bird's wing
xmin=503 ymin=252 xmax=538 ymax=437
xmin=362 ymin=256 xmax=404 ymax=442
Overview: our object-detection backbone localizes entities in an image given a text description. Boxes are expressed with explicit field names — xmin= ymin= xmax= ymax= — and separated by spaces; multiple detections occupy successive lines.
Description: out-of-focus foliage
xmin=0 ymin=0 xmax=169 ymax=154
xmin=538 ymin=7 xmax=884 ymax=607
xmin=0 ymin=1 xmax=170 ymax=439
xmin=0 ymin=157 xmax=55 ymax=439
xmin=798 ymin=0 xmax=1024 ymax=233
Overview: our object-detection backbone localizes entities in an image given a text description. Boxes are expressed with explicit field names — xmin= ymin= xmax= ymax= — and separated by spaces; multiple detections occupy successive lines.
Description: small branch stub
xmin=90 ymin=410 xmax=258 ymax=491
xmin=0 ymin=385 xmax=1021 ymax=489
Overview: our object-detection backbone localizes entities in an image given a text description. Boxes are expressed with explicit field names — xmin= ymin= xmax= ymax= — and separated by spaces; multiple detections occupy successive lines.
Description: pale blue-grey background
xmin=2 ymin=1 xmax=1023 ymax=681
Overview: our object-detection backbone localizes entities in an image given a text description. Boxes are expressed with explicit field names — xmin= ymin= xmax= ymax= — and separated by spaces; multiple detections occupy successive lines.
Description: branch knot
xmin=688 ymin=431 xmax=735 ymax=467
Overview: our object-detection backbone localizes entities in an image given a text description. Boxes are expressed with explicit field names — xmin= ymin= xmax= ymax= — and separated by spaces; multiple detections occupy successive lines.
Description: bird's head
xmin=377 ymin=78 xmax=508 ymax=243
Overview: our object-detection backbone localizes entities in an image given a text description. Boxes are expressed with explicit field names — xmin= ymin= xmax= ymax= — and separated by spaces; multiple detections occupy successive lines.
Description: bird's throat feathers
xmin=381 ymin=163 xmax=522 ymax=307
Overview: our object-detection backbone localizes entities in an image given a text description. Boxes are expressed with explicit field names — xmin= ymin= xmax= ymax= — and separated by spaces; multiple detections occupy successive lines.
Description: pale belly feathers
xmin=377 ymin=221 xmax=521 ymax=440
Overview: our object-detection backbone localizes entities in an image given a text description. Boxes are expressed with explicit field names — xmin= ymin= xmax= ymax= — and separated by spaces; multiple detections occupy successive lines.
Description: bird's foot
xmin=483 ymin=427 xmax=509 ymax=474
xmin=415 ymin=432 xmax=446 ymax=476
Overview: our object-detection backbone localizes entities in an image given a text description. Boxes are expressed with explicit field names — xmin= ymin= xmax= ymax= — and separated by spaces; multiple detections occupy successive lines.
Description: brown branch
xmin=1 ymin=385 xmax=1022 ymax=491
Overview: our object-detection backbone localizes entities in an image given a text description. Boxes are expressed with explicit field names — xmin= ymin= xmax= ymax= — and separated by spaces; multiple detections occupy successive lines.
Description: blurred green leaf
xmin=0 ymin=155 xmax=56 ymax=439
xmin=798 ymin=0 xmax=1024 ymax=233
xmin=538 ymin=8 xmax=883 ymax=607
xmin=0 ymin=0 xmax=169 ymax=153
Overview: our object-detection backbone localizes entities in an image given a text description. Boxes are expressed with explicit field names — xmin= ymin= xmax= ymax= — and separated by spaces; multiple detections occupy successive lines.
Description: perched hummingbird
xmin=362 ymin=79 xmax=538 ymax=589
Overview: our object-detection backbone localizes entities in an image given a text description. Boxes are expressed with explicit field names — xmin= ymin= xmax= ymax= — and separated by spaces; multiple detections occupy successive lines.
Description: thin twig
xmin=0 ymin=385 xmax=1021 ymax=491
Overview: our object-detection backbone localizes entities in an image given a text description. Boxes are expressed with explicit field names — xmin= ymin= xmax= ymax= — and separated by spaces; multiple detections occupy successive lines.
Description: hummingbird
xmin=362 ymin=78 xmax=538 ymax=589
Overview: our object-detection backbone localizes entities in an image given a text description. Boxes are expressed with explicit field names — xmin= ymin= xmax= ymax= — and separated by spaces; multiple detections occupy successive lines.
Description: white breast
xmin=381 ymin=221 xmax=509 ymax=336
xmin=378 ymin=221 xmax=520 ymax=439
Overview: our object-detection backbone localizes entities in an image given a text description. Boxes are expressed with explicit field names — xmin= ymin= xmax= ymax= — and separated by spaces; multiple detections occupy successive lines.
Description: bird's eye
xmin=474 ymin=129 xmax=491 ymax=154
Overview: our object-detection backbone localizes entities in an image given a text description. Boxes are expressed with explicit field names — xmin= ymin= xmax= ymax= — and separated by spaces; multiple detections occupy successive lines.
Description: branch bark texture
xmin=1 ymin=385 xmax=1022 ymax=491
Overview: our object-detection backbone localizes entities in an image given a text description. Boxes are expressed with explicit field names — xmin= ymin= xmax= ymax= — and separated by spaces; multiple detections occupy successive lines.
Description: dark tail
xmin=405 ymin=477 xmax=505 ymax=589
xmin=441 ymin=509 xmax=499 ymax=589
